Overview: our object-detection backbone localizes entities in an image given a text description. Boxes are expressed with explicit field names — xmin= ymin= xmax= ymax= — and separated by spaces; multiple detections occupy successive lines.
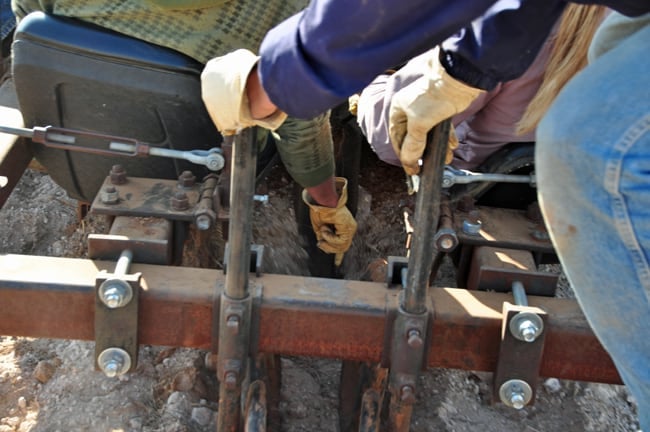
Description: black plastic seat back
xmin=12 ymin=12 xmax=221 ymax=202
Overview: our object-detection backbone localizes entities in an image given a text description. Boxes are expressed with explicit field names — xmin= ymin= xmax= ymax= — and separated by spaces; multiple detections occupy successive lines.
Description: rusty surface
xmin=0 ymin=107 xmax=32 ymax=209
xmin=88 ymin=216 xmax=172 ymax=264
xmin=0 ymin=254 xmax=621 ymax=384
xmin=454 ymin=206 xmax=556 ymax=254
xmin=466 ymin=246 xmax=558 ymax=296
xmin=94 ymin=272 xmax=141 ymax=373
xmin=90 ymin=176 xmax=201 ymax=220
xmin=493 ymin=303 xmax=547 ymax=406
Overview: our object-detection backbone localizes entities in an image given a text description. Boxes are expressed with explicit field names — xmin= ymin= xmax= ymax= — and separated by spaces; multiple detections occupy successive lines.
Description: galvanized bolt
xmin=100 ymin=186 xmax=119 ymax=205
xmin=224 ymin=371 xmax=238 ymax=390
xmin=499 ymin=379 xmax=532 ymax=410
xmin=399 ymin=385 xmax=416 ymax=404
xmin=195 ymin=214 xmax=212 ymax=231
xmin=170 ymin=191 xmax=190 ymax=211
xmin=109 ymin=164 xmax=127 ymax=185
xmin=226 ymin=315 xmax=240 ymax=334
xmin=177 ymin=170 xmax=196 ymax=188
xmin=97 ymin=347 xmax=131 ymax=377
xmin=407 ymin=329 xmax=423 ymax=349
xmin=531 ymin=224 xmax=550 ymax=241
xmin=253 ymin=194 xmax=269 ymax=204
xmin=98 ymin=279 xmax=133 ymax=309
xmin=462 ymin=210 xmax=482 ymax=235
xmin=518 ymin=319 xmax=541 ymax=343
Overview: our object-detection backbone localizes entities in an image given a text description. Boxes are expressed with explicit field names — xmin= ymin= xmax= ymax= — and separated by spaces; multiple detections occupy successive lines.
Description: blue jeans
xmin=536 ymin=15 xmax=649 ymax=430
xmin=1 ymin=0 xmax=16 ymax=40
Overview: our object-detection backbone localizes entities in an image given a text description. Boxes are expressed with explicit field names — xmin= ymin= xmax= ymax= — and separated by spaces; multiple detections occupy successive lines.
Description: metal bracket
xmin=386 ymin=292 xmax=431 ymax=403
xmin=94 ymin=250 xmax=141 ymax=376
xmin=493 ymin=299 xmax=547 ymax=408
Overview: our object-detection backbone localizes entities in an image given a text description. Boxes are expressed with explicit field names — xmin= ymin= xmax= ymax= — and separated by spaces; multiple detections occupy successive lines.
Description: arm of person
xmin=257 ymin=0 xmax=647 ymax=120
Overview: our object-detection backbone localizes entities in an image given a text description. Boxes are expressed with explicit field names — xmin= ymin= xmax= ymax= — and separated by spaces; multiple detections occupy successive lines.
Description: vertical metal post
xmin=402 ymin=120 xmax=450 ymax=313
xmin=388 ymin=120 xmax=450 ymax=431
xmin=217 ymin=128 xmax=258 ymax=432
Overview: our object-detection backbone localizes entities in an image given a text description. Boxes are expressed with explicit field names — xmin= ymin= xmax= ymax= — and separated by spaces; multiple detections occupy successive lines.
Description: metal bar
xmin=0 ymin=107 xmax=33 ymax=209
xmin=218 ymin=128 xmax=259 ymax=432
xmin=0 ymin=254 xmax=622 ymax=384
xmin=403 ymin=120 xmax=450 ymax=314
xmin=224 ymin=129 xmax=258 ymax=300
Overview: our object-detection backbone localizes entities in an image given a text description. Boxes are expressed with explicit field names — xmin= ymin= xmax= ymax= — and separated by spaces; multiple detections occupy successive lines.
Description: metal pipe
xmin=403 ymin=120 xmax=450 ymax=314
xmin=223 ymin=129 xmax=258 ymax=300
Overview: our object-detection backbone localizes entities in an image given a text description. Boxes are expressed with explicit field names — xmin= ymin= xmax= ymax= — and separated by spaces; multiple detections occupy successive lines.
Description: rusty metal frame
xmin=0 ymin=253 xmax=621 ymax=385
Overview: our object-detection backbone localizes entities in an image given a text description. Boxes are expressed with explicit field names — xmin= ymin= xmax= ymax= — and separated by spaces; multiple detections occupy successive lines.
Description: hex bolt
xmin=509 ymin=281 xmax=544 ymax=342
xmin=97 ymin=347 xmax=132 ymax=378
xmin=98 ymin=280 xmax=133 ymax=308
xmin=224 ymin=371 xmax=238 ymax=390
xmin=171 ymin=191 xmax=190 ymax=211
xmin=499 ymin=379 xmax=532 ymax=409
xmin=98 ymin=250 xmax=134 ymax=308
xmin=518 ymin=319 xmax=541 ymax=342
xmin=407 ymin=329 xmax=423 ymax=349
xmin=462 ymin=210 xmax=482 ymax=235
xmin=100 ymin=186 xmax=119 ymax=205
xmin=399 ymin=385 xmax=416 ymax=404
xmin=109 ymin=164 xmax=127 ymax=185
xmin=177 ymin=170 xmax=196 ymax=188
xmin=433 ymin=228 xmax=458 ymax=252
xmin=195 ymin=214 xmax=213 ymax=231
xmin=226 ymin=315 xmax=240 ymax=334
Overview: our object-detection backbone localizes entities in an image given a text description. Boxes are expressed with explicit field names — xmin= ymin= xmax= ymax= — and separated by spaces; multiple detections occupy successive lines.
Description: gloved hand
xmin=201 ymin=49 xmax=287 ymax=135
xmin=302 ymin=177 xmax=357 ymax=266
xmin=388 ymin=48 xmax=483 ymax=175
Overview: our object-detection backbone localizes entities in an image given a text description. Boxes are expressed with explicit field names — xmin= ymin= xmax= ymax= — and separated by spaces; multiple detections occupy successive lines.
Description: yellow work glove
xmin=201 ymin=49 xmax=287 ymax=136
xmin=302 ymin=177 xmax=358 ymax=266
xmin=388 ymin=47 xmax=483 ymax=175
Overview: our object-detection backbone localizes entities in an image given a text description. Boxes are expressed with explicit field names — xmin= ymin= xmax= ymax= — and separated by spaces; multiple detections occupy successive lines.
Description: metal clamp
xmin=493 ymin=281 xmax=547 ymax=409
xmin=94 ymin=250 xmax=141 ymax=377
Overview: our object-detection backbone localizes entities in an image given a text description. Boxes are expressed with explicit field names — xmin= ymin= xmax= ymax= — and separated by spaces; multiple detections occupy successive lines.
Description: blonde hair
xmin=516 ymin=4 xmax=607 ymax=135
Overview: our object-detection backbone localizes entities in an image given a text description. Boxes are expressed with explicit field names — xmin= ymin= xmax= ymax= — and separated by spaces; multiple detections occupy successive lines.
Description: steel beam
xmin=0 ymin=254 xmax=621 ymax=384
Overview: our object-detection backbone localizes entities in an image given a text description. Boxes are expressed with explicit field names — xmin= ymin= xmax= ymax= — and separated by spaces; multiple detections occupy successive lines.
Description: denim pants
xmin=1 ymin=0 xmax=16 ymax=40
xmin=536 ymin=15 xmax=649 ymax=430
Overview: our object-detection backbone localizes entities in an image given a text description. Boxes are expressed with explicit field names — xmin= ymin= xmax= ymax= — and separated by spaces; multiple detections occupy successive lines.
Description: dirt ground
xmin=0 ymin=143 xmax=643 ymax=432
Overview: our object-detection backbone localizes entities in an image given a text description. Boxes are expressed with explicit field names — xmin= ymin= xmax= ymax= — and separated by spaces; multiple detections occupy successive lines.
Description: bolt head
xmin=224 ymin=371 xmax=238 ymax=390
xmin=518 ymin=320 xmax=540 ymax=342
xmin=407 ymin=329 xmax=423 ymax=349
xmin=510 ymin=392 xmax=525 ymax=410
xmin=399 ymin=385 xmax=416 ymax=404
xmin=97 ymin=348 xmax=131 ymax=378
xmin=98 ymin=279 xmax=133 ymax=309
xmin=195 ymin=214 xmax=212 ymax=231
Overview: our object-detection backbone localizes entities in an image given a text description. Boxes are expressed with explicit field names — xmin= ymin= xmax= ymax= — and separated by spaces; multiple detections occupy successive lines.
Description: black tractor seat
xmin=12 ymin=11 xmax=222 ymax=202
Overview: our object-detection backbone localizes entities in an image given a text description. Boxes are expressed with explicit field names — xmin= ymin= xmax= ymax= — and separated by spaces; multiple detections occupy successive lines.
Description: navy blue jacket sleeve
xmin=259 ymin=0 xmax=649 ymax=119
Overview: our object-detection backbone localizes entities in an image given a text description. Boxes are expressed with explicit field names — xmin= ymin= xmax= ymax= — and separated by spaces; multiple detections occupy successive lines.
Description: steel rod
xmin=224 ymin=129 xmax=258 ymax=300
xmin=403 ymin=120 xmax=450 ymax=314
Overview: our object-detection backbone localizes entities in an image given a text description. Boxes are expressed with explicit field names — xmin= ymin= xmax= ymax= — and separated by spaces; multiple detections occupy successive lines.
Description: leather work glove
xmin=201 ymin=49 xmax=287 ymax=136
xmin=388 ymin=48 xmax=483 ymax=175
xmin=302 ymin=177 xmax=358 ymax=266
